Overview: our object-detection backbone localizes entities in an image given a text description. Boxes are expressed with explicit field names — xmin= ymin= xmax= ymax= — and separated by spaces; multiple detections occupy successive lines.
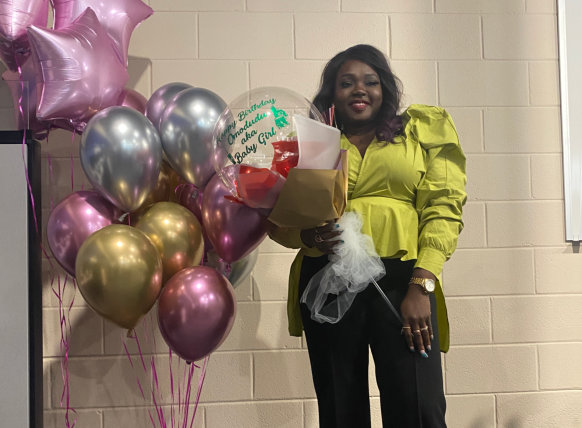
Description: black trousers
xmin=299 ymin=256 xmax=446 ymax=428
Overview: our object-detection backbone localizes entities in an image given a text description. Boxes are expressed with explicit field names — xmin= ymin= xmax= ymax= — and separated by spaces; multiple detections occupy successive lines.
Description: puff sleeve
xmin=408 ymin=105 xmax=467 ymax=276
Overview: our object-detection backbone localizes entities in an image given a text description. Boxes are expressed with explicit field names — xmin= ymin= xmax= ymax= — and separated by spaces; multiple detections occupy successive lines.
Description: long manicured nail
xmin=421 ymin=351 xmax=429 ymax=358
xmin=430 ymin=334 xmax=434 ymax=340
xmin=409 ymin=346 xmax=415 ymax=352
xmin=335 ymin=223 xmax=340 ymax=228
xmin=427 ymin=345 xmax=432 ymax=351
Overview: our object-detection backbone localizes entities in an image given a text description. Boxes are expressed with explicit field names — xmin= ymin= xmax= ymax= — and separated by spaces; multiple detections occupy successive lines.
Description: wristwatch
xmin=409 ymin=277 xmax=436 ymax=294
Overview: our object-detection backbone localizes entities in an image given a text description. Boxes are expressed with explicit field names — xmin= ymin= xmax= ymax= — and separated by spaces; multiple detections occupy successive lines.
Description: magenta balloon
xmin=118 ymin=88 xmax=148 ymax=114
xmin=202 ymin=168 xmax=269 ymax=263
xmin=0 ymin=0 xmax=49 ymax=71
xmin=53 ymin=0 xmax=152 ymax=64
xmin=176 ymin=184 xmax=204 ymax=223
xmin=26 ymin=8 xmax=129 ymax=127
xmin=157 ymin=266 xmax=236 ymax=362
xmin=176 ymin=183 xmax=215 ymax=253
xmin=47 ymin=190 xmax=122 ymax=276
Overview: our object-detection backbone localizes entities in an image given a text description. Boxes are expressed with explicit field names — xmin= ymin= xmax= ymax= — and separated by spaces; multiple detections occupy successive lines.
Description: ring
xmin=314 ymin=234 xmax=324 ymax=243
xmin=413 ymin=330 xmax=421 ymax=335
xmin=401 ymin=326 xmax=411 ymax=334
xmin=421 ymin=326 xmax=429 ymax=331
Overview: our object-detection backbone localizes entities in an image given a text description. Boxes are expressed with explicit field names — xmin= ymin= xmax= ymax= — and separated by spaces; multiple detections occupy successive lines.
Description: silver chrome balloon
xmin=145 ymin=82 xmax=192 ymax=131
xmin=205 ymin=248 xmax=259 ymax=289
xmin=80 ymin=106 xmax=163 ymax=212
xmin=160 ymin=87 xmax=226 ymax=188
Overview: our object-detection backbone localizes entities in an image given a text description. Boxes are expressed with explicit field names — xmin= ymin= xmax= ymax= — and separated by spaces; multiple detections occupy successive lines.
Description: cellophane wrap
xmin=300 ymin=211 xmax=386 ymax=323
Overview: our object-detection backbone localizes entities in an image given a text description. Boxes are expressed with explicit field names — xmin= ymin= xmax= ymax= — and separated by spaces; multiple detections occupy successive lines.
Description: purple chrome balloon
xmin=53 ymin=0 xmax=152 ymax=64
xmin=145 ymin=82 xmax=192 ymax=132
xmin=26 ymin=8 xmax=129 ymax=127
xmin=0 ymin=0 xmax=49 ymax=71
xmin=117 ymin=88 xmax=148 ymax=114
xmin=157 ymin=266 xmax=236 ymax=362
xmin=202 ymin=168 xmax=269 ymax=263
xmin=47 ymin=190 xmax=122 ymax=276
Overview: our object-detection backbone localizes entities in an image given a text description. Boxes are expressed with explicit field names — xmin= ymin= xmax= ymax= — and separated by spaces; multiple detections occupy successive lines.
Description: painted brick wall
xmin=28 ymin=0 xmax=582 ymax=427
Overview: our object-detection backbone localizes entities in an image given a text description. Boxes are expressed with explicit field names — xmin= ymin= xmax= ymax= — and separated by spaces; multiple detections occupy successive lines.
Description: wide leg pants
xmin=299 ymin=256 xmax=447 ymax=428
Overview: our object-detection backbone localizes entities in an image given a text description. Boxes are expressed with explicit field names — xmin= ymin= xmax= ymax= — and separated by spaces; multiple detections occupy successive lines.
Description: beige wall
xmin=34 ymin=0 xmax=582 ymax=427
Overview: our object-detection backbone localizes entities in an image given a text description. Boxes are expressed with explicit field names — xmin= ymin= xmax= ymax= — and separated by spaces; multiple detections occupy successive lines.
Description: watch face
xmin=425 ymin=279 xmax=436 ymax=292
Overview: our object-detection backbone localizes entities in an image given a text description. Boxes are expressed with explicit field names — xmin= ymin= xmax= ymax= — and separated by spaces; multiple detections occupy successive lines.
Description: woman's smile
xmin=333 ymin=59 xmax=383 ymax=132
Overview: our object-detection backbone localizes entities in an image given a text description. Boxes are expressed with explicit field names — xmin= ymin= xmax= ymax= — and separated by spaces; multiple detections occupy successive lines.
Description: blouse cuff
xmin=414 ymin=247 xmax=447 ymax=277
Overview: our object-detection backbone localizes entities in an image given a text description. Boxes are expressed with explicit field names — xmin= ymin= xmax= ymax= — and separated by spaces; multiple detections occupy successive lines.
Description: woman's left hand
xmin=400 ymin=268 xmax=435 ymax=358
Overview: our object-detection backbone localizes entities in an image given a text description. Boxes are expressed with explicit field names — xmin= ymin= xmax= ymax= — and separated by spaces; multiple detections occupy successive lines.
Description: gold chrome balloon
xmin=75 ymin=224 xmax=163 ymax=330
xmin=136 ymin=202 xmax=204 ymax=284
xmin=130 ymin=160 xmax=184 ymax=223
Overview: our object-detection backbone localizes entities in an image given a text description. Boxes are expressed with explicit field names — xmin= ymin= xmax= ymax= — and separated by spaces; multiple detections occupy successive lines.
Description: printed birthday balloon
xmin=211 ymin=87 xmax=323 ymax=202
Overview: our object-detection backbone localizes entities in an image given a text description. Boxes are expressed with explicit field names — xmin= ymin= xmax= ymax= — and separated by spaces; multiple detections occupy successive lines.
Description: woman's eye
xmin=366 ymin=81 xmax=379 ymax=86
xmin=340 ymin=81 xmax=352 ymax=88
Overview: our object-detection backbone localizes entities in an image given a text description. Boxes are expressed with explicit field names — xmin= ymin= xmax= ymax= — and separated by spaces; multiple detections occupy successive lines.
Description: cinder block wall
xmin=38 ymin=1 xmax=582 ymax=427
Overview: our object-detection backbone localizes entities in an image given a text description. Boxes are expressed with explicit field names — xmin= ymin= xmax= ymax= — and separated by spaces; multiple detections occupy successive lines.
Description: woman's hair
xmin=312 ymin=44 xmax=403 ymax=142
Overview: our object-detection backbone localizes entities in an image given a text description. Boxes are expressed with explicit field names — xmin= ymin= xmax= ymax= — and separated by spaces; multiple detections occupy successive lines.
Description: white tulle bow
xmin=300 ymin=211 xmax=390 ymax=323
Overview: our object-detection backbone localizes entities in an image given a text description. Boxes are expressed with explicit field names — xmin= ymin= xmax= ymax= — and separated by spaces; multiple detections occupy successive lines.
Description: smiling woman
xmin=269 ymin=44 xmax=467 ymax=428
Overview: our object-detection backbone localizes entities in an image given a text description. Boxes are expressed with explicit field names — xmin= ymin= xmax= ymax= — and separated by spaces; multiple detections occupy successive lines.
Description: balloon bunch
xmin=46 ymin=82 xmax=270 ymax=363
xmin=1 ymin=0 xmax=152 ymax=135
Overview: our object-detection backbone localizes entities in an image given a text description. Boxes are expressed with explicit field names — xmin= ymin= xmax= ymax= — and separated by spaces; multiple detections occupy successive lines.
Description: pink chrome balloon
xmin=26 ymin=8 xmax=128 ymax=127
xmin=157 ymin=266 xmax=236 ymax=362
xmin=202 ymin=168 xmax=269 ymax=263
xmin=0 ymin=0 xmax=49 ymax=71
xmin=47 ymin=190 xmax=122 ymax=276
xmin=118 ymin=88 xmax=148 ymax=113
xmin=53 ymin=0 xmax=152 ymax=64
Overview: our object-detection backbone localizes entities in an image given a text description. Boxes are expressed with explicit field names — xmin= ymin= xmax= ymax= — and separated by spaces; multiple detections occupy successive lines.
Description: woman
xmin=269 ymin=44 xmax=466 ymax=427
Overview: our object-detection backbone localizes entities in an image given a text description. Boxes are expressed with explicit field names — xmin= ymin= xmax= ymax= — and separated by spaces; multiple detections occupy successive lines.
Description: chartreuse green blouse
xmin=269 ymin=104 xmax=467 ymax=352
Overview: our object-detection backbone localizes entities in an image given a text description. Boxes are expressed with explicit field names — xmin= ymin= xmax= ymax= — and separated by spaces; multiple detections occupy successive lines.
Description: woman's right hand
xmin=300 ymin=221 xmax=342 ymax=254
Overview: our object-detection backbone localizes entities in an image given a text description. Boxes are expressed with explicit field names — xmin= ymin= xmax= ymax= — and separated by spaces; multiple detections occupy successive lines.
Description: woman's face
xmin=333 ymin=59 xmax=383 ymax=131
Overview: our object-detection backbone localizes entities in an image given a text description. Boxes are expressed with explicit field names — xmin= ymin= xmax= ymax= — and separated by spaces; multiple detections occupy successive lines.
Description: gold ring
xmin=421 ymin=326 xmax=429 ymax=331
xmin=401 ymin=326 xmax=411 ymax=329
xmin=413 ymin=330 xmax=421 ymax=335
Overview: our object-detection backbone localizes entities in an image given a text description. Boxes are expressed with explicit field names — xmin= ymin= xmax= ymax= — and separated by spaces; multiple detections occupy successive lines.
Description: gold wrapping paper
xmin=267 ymin=151 xmax=348 ymax=228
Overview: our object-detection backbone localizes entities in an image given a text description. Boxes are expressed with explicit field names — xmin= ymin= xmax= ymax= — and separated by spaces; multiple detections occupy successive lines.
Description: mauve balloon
xmin=157 ymin=266 xmax=236 ymax=362
xmin=0 ymin=0 xmax=49 ymax=70
xmin=145 ymin=82 xmax=192 ymax=131
xmin=47 ymin=190 xmax=121 ymax=276
xmin=117 ymin=88 xmax=148 ymax=114
xmin=26 ymin=8 xmax=128 ymax=127
xmin=52 ymin=0 xmax=152 ymax=64
xmin=202 ymin=169 xmax=269 ymax=263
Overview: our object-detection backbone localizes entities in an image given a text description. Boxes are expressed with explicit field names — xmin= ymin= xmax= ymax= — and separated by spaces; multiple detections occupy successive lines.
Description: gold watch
xmin=409 ymin=277 xmax=436 ymax=294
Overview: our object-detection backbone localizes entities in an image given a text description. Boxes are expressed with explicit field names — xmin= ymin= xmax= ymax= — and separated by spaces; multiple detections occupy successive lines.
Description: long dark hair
xmin=313 ymin=44 xmax=403 ymax=142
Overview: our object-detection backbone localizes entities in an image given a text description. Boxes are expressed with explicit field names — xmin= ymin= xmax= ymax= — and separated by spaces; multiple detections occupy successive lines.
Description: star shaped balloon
xmin=53 ymin=0 xmax=153 ymax=65
xmin=0 ymin=0 xmax=50 ymax=70
xmin=26 ymin=8 xmax=129 ymax=128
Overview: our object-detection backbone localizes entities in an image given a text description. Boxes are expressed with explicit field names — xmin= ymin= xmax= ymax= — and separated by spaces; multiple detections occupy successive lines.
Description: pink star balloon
xmin=26 ymin=8 xmax=129 ymax=129
xmin=53 ymin=0 xmax=153 ymax=65
xmin=0 ymin=0 xmax=50 ymax=70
